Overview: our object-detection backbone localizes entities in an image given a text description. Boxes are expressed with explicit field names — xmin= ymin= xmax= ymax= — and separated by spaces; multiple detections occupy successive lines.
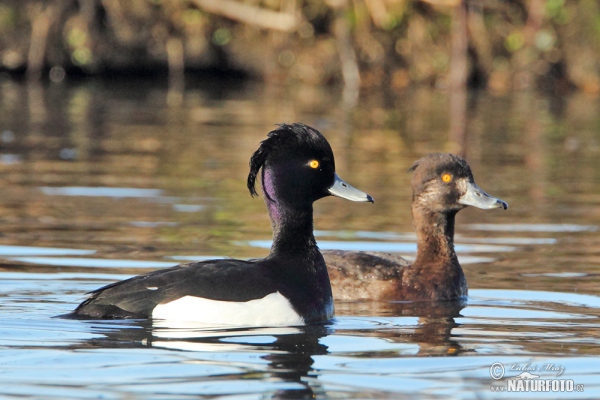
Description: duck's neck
xmin=261 ymin=170 xmax=332 ymax=323
xmin=268 ymin=202 xmax=319 ymax=258
xmin=412 ymin=205 xmax=460 ymax=270
xmin=262 ymin=168 xmax=319 ymax=259
xmin=265 ymin=195 xmax=334 ymax=323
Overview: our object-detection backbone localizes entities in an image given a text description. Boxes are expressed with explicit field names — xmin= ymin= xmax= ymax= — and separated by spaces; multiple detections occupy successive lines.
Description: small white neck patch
xmin=152 ymin=291 xmax=305 ymax=327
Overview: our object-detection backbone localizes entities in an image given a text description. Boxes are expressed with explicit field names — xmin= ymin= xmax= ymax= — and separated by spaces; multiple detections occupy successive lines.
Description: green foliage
xmin=0 ymin=4 xmax=16 ymax=30
xmin=546 ymin=0 xmax=568 ymax=23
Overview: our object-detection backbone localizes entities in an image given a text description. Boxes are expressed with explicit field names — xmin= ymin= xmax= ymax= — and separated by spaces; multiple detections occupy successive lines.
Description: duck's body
xmin=324 ymin=250 xmax=410 ymax=300
xmin=69 ymin=123 xmax=373 ymax=325
xmin=325 ymin=153 xmax=507 ymax=302
xmin=74 ymin=254 xmax=329 ymax=325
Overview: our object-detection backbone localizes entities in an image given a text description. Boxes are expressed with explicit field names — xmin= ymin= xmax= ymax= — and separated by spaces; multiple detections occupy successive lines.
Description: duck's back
xmin=323 ymin=250 xmax=410 ymax=301
xmin=70 ymin=259 xmax=299 ymax=323
xmin=324 ymin=250 xmax=470 ymax=301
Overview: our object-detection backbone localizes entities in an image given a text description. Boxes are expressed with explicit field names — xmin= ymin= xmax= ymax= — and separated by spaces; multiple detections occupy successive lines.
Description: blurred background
xmin=0 ymin=0 xmax=596 ymax=93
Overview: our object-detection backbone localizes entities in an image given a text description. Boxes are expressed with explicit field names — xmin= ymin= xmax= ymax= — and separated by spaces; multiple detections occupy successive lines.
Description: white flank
xmin=152 ymin=291 xmax=305 ymax=326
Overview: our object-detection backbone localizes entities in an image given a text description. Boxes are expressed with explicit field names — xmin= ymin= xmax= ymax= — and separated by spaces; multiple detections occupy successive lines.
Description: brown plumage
xmin=324 ymin=153 xmax=508 ymax=302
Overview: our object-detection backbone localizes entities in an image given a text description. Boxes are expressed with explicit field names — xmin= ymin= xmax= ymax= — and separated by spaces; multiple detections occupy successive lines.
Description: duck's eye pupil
xmin=442 ymin=173 xmax=452 ymax=183
xmin=309 ymin=160 xmax=320 ymax=169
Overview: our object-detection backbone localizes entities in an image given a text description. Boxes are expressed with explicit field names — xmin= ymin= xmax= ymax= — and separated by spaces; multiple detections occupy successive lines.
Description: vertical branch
xmin=166 ymin=37 xmax=185 ymax=107
xmin=448 ymin=1 xmax=468 ymax=157
xmin=449 ymin=0 xmax=468 ymax=90
xmin=27 ymin=5 xmax=56 ymax=80
xmin=334 ymin=19 xmax=361 ymax=91
xmin=331 ymin=1 xmax=361 ymax=105
xmin=467 ymin=2 xmax=493 ymax=81
xmin=166 ymin=37 xmax=185 ymax=80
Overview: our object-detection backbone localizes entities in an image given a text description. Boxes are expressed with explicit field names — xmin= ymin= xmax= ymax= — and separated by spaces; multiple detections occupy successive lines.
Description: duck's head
xmin=248 ymin=123 xmax=373 ymax=207
xmin=409 ymin=153 xmax=508 ymax=214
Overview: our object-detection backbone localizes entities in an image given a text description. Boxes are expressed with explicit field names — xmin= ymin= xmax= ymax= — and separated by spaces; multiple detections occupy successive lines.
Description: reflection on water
xmin=523 ymin=272 xmax=589 ymax=278
xmin=9 ymin=256 xmax=175 ymax=268
xmin=1 ymin=78 xmax=600 ymax=397
xmin=172 ymin=204 xmax=205 ymax=212
xmin=1 ymin=273 xmax=599 ymax=398
xmin=0 ymin=245 xmax=95 ymax=256
xmin=465 ymin=223 xmax=599 ymax=232
xmin=39 ymin=186 xmax=164 ymax=198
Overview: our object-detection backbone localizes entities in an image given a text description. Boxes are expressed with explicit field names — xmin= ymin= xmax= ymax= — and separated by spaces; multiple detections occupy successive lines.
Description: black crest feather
xmin=247 ymin=136 xmax=270 ymax=198
xmin=248 ymin=124 xmax=296 ymax=197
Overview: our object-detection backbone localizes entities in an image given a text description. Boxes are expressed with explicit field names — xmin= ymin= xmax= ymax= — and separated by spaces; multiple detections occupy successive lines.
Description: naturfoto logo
xmin=489 ymin=362 xmax=584 ymax=393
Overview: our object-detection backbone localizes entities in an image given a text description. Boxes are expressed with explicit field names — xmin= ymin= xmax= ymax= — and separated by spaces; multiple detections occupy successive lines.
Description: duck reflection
xmin=151 ymin=323 xmax=331 ymax=399
xmin=71 ymin=299 xmax=463 ymax=398
xmin=335 ymin=299 xmax=466 ymax=356
xmin=79 ymin=320 xmax=330 ymax=398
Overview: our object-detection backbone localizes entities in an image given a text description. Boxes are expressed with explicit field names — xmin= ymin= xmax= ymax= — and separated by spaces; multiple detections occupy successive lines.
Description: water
xmin=0 ymin=77 xmax=600 ymax=398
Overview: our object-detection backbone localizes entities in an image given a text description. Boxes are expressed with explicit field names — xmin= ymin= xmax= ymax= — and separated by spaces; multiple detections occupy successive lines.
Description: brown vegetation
xmin=0 ymin=0 xmax=598 ymax=93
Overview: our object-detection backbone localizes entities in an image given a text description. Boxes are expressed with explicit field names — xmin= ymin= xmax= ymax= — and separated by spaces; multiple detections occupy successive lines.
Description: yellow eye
xmin=309 ymin=160 xmax=320 ymax=169
xmin=441 ymin=173 xmax=452 ymax=183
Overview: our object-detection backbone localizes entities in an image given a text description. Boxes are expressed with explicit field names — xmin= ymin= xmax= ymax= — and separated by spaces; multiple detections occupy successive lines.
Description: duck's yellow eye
xmin=309 ymin=160 xmax=320 ymax=169
xmin=441 ymin=173 xmax=452 ymax=183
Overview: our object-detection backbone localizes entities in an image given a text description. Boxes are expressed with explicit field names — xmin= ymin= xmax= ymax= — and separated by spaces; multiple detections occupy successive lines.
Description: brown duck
xmin=324 ymin=153 xmax=508 ymax=301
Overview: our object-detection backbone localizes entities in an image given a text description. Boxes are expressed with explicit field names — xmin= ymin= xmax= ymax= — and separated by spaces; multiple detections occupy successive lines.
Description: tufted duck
xmin=324 ymin=153 xmax=507 ymax=301
xmin=69 ymin=123 xmax=373 ymax=325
